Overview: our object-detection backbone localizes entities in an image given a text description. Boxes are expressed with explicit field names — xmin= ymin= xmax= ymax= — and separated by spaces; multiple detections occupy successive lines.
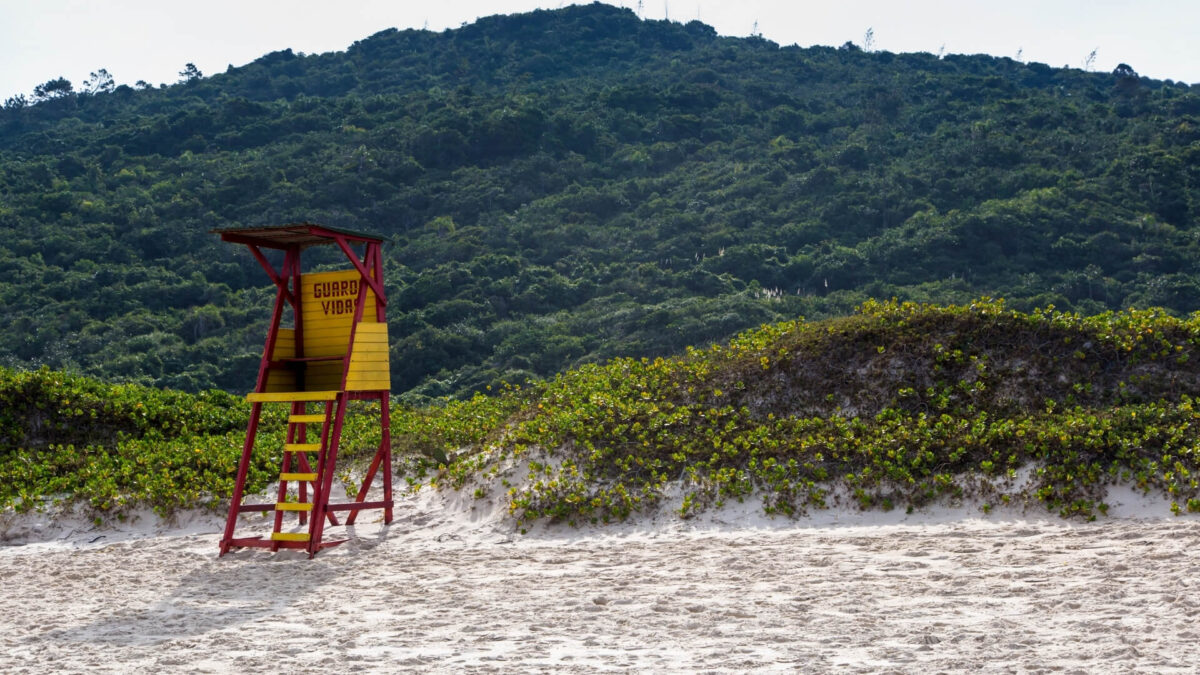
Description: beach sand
xmin=2 ymin=486 xmax=1198 ymax=673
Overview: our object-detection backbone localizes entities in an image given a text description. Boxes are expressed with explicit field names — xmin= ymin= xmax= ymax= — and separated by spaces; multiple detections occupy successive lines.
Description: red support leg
xmin=315 ymin=397 xmax=339 ymax=527
xmin=308 ymin=393 xmax=348 ymax=556
xmin=346 ymin=394 xmax=393 ymax=526
xmin=381 ymin=393 xmax=393 ymax=523
xmin=220 ymin=402 xmax=263 ymax=556
xmin=345 ymin=454 xmax=382 ymax=527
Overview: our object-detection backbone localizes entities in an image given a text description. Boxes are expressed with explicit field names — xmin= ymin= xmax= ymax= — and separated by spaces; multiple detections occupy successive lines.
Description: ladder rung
xmin=289 ymin=414 xmax=326 ymax=424
xmin=270 ymin=532 xmax=311 ymax=542
xmin=247 ymin=390 xmax=340 ymax=403
xmin=231 ymin=537 xmax=307 ymax=550
xmin=275 ymin=502 xmax=314 ymax=512
xmin=284 ymin=443 xmax=321 ymax=453
xmin=280 ymin=472 xmax=318 ymax=481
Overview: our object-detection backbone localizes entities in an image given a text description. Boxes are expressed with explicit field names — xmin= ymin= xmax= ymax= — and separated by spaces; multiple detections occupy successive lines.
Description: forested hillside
xmin=1 ymin=3 xmax=1197 ymax=398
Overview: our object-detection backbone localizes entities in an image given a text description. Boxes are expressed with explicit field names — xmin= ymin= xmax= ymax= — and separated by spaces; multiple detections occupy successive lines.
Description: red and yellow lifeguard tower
xmin=213 ymin=223 xmax=393 ymax=557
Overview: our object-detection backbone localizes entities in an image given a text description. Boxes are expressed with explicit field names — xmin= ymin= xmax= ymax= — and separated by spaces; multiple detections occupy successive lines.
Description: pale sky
xmin=1 ymin=1 xmax=1197 ymax=103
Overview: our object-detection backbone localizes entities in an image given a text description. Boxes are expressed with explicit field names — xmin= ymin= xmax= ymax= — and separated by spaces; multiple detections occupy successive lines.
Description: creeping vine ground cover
xmin=0 ymin=367 xmax=383 ymax=517
xmin=432 ymin=299 xmax=1200 ymax=524
xmin=5 ymin=300 xmax=1200 ymax=524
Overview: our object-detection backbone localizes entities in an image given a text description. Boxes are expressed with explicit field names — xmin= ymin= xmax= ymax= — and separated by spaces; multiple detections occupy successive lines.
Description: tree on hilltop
xmin=178 ymin=63 xmax=203 ymax=84
xmin=32 ymin=77 xmax=73 ymax=101
xmin=83 ymin=69 xmax=115 ymax=95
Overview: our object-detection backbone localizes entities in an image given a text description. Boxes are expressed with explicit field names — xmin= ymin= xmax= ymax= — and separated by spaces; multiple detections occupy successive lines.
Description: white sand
xmin=3 ymin=485 xmax=1199 ymax=673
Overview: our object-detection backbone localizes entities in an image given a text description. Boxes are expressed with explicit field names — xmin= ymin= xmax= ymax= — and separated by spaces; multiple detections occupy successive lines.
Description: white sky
xmin=1 ymin=0 xmax=1197 ymax=103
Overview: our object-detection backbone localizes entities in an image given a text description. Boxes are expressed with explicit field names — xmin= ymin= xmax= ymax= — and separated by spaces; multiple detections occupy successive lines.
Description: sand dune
xmin=3 ymin=487 xmax=1199 ymax=673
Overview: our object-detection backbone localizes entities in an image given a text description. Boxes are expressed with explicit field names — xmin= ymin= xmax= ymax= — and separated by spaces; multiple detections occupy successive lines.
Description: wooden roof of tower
xmin=211 ymin=223 xmax=384 ymax=249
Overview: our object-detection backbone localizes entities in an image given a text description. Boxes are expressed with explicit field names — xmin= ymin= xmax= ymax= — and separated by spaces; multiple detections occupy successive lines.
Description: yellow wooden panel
xmin=284 ymin=443 xmax=321 ymax=453
xmin=275 ymin=502 xmax=314 ymax=512
xmin=247 ymin=391 xmax=339 ymax=403
xmin=289 ymin=414 xmax=325 ymax=424
xmin=349 ymin=339 xmax=388 ymax=351
xmin=345 ymin=380 xmax=391 ymax=392
xmin=303 ymin=325 xmax=358 ymax=339
xmin=263 ymin=328 xmax=299 ymax=392
xmin=346 ymin=325 xmax=389 ymax=392
xmin=300 ymin=269 xmax=378 ymax=358
xmin=345 ymin=323 xmax=390 ymax=390
xmin=301 ymin=270 xmax=377 ymax=313
xmin=307 ymin=367 xmax=345 ymax=379
xmin=351 ymin=335 xmax=387 ymax=348
xmin=303 ymin=339 xmax=349 ymax=357
xmin=349 ymin=346 xmax=389 ymax=358
xmin=345 ymin=370 xmax=389 ymax=391
xmin=346 ymin=372 xmax=389 ymax=391
xmin=299 ymin=344 xmax=349 ymax=355
xmin=304 ymin=362 xmax=344 ymax=390
xmin=300 ymin=344 xmax=348 ymax=355
xmin=270 ymin=532 xmax=311 ymax=541
xmin=280 ymin=472 xmax=318 ymax=481
xmin=306 ymin=319 xmax=367 ymax=332
xmin=348 ymin=364 xmax=388 ymax=377
xmin=351 ymin=324 xmax=388 ymax=341
xmin=299 ymin=348 xmax=349 ymax=361
xmin=348 ymin=343 xmax=388 ymax=355
xmin=271 ymin=329 xmax=296 ymax=360
xmin=350 ymin=326 xmax=386 ymax=338
xmin=303 ymin=295 xmax=376 ymax=326
xmin=264 ymin=369 xmax=297 ymax=393
xmin=352 ymin=342 xmax=386 ymax=351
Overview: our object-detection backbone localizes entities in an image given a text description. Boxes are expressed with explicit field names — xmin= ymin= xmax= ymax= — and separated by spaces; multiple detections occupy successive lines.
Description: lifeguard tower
xmin=213 ymin=223 xmax=393 ymax=557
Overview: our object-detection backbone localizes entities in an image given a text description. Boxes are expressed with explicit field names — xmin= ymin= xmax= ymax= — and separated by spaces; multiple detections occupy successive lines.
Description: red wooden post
xmin=381 ymin=393 xmax=393 ymax=523
xmin=308 ymin=393 xmax=347 ymax=556
xmin=220 ymin=401 xmax=262 ymax=555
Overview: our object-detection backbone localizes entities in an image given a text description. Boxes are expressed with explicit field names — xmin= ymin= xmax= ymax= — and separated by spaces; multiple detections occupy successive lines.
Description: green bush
xmin=420 ymin=300 xmax=1200 ymax=524
xmin=0 ymin=366 xmax=386 ymax=517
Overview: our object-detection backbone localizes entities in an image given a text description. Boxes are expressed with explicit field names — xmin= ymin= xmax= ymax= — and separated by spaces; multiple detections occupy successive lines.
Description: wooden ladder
xmin=220 ymin=390 xmax=352 ymax=557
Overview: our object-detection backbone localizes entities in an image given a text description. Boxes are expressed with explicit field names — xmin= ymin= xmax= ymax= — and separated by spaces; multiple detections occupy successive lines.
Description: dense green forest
xmin=1 ymin=3 xmax=1197 ymax=399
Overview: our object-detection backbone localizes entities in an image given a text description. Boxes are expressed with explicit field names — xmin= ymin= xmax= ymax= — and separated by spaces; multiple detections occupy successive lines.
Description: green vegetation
xmin=0 ymin=4 xmax=1197 ymax=398
xmin=426 ymin=300 xmax=1200 ymax=524
xmin=9 ymin=301 xmax=1200 ymax=524
xmin=0 ymin=367 xmax=383 ymax=516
